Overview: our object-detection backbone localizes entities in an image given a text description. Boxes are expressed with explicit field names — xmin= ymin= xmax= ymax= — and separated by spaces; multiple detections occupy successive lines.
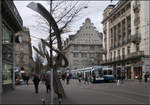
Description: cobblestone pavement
xmin=61 ymin=79 xmax=150 ymax=104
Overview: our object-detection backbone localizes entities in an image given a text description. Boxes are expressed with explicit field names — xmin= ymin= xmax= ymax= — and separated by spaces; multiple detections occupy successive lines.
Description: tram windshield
xmin=93 ymin=68 xmax=103 ymax=78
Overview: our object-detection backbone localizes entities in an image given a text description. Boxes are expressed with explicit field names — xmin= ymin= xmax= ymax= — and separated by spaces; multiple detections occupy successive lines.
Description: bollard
xmin=41 ymin=98 xmax=45 ymax=105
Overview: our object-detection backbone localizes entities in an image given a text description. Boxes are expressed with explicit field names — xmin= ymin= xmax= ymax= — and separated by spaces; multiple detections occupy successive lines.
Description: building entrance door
xmin=134 ymin=67 xmax=142 ymax=79
xmin=126 ymin=67 xmax=131 ymax=79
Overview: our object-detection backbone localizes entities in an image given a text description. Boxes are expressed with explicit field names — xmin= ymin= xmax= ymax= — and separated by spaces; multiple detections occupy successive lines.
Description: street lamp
xmin=27 ymin=2 xmax=54 ymax=104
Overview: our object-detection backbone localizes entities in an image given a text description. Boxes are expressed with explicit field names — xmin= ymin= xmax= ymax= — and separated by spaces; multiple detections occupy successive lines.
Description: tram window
xmin=108 ymin=70 xmax=112 ymax=75
xmin=103 ymin=70 xmax=107 ymax=75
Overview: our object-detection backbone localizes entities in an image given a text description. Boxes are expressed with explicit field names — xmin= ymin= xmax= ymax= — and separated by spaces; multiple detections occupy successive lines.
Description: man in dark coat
xmin=33 ymin=74 xmax=40 ymax=93
xmin=45 ymin=75 xmax=51 ymax=93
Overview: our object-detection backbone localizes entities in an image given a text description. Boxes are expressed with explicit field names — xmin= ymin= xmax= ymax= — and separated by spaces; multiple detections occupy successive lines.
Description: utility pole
xmin=0 ymin=1 xmax=2 ymax=104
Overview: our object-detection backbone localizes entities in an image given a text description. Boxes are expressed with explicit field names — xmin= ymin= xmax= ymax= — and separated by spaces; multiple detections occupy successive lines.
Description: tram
xmin=71 ymin=66 xmax=104 ymax=83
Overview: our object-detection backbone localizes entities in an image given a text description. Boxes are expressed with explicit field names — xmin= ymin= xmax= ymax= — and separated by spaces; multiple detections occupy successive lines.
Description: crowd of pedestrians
xmin=16 ymin=67 xmax=150 ymax=94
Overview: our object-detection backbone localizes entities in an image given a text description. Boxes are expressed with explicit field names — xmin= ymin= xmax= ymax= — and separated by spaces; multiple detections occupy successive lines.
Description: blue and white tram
xmin=103 ymin=66 xmax=114 ymax=82
xmin=84 ymin=66 xmax=104 ymax=83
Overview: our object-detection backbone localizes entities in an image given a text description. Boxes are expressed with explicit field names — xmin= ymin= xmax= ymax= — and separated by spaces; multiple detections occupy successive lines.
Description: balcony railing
xmin=5 ymin=0 xmax=23 ymax=26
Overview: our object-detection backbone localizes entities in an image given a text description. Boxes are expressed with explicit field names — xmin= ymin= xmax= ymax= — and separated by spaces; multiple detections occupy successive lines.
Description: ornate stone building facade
xmin=15 ymin=27 xmax=33 ymax=73
xmin=101 ymin=1 xmax=150 ymax=79
xmin=63 ymin=18 xmax=104 ymax=70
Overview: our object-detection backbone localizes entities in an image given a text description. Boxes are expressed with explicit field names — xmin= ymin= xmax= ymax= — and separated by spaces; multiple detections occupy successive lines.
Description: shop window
xmin=2 ymin=64 xmax=13 ymax=84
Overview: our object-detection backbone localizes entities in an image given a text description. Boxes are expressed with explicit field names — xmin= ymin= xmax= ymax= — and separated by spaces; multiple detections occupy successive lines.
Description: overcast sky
xmin=14 ymin=1 xmax=118 ymax=58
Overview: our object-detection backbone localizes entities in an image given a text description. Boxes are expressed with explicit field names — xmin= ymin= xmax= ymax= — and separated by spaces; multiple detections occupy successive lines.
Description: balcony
xmin=131 ymin=33 xmax=141 ymax=44
xmin=2 ymin=0 xmax=23 ymax=32
xmin=127 ymin=51 xmax=144 ymax=59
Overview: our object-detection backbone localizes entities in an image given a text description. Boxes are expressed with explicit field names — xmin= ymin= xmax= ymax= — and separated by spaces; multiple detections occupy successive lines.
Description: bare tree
xmin=31 ymin=1 xmax=88 ymax=97
xmin=34 ymin=43 xmax=44 ymax=74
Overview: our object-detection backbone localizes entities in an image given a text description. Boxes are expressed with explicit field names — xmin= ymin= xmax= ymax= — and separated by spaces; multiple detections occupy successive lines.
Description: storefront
xmin=2 ymin=23 xmax=14 ymax=91
xmin=133 ymin=66 xmax=142 ymax=79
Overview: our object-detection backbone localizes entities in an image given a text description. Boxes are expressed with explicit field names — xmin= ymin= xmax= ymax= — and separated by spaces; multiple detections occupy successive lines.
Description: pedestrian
xmin=33 ymin=74 xmax=40 ymax=94
xmin=84 ymin=75 xmax=89 ymax=84
xmin=78 ymin=74 xmax=82 ymax=83
xmin=25 ymin=73 xmax=30 ymax=86
xmin=147 ymin=73 xmax=150 ymax=82
xmin=66 ymin=73 xmax=70 ymax=84
xmin=117 ymin=75 xmax=121 ymax=86
xmin=20 ymin=67 xmax=26 ymax=84
xmin=45 ymin=75 xmax=51 ymax=93
xmin=92 ymin=73 xmax=96 ymax=83
xmin=121 ymin=75 xmax=125 ymax=86
xmin=144 ymin=73 xmax=148 ymax=83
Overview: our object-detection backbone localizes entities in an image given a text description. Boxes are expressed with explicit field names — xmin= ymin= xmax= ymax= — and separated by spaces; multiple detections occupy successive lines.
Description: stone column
xmin=0 ymin=1 xmax=2 ymax=104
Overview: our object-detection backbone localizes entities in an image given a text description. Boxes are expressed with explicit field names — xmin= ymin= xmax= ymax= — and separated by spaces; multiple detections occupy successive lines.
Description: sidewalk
xmin=2 ymin=81 xmax=58 ymax=104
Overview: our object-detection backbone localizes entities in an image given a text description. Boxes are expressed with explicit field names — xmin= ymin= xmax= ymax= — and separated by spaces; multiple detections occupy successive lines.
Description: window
xmin=81 ymin=53 xmax=87 ymax=58
xmin=74 ymin=45 xmax=78 ymax=50
xmin=127 ymin=46 xmax=130 ymax=54
xmin=136 ymin=44 xmax=139 ymax=51
xmin=2 ymin=24 xmax=13 ymax=44
xmin=2 ymin=64 xmax=13 ymax=84
xmin=110 ymin=52 xmax=112 ymax=60
xmin=90 ymin=46 xmax=95 ymax=50
xmin=122 ymin=48 xmax=125 ymax=56
xmin=73 ymin=53 xmax=79 ymax=58
xmin=118 ymin=50 xmax=120 ymax=58
xmin=89 ymin=53 xmax=95 ymax=58
xmin=114 ymin=51 xmax=116 ymax=59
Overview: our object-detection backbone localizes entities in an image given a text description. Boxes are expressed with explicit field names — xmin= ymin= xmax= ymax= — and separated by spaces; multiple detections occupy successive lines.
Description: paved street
xmin=62 ymin=79 xmax=150 ymax=104
xmin=2 ymin=81 xmax=58 ymax=104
